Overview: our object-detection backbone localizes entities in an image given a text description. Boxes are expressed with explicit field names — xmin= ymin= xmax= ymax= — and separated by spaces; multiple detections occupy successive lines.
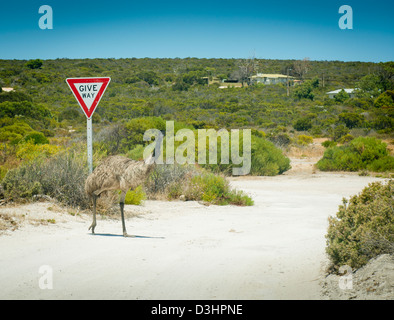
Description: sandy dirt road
xmin=0 ymin=168 xmax=385 ymax=300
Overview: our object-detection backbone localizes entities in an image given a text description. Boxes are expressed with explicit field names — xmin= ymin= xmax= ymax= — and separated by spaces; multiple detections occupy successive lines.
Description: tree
xmin=137 ymin=71 xmax=160 ymax=86
xmin=374 ymin=90 xmax=394 ymax=108
xmin=25 ymin=59 xmax=43 ymax=69
xmin=292 ymin=57 xmax=310 ymax=79
xmin=334 ymin=89 xmax=350 ymax=103
xmin=172 ymin=78 xmax=190 ymax=91
xmin=232 ymin=55 xmax=259 ymax=86
xmin=293 ymin=81 xmax=314 ymax=100
xmin=377 ymin=62 xmax=394 ymax=91
xmin=356 ymin=74 xmax=383 ymax=98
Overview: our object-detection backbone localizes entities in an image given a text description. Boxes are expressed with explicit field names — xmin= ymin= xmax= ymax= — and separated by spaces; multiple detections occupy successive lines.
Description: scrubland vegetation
xmin=0 ymin=57 xmax=393 ymax=274
xmin=326 ymin=180 xmax=393 ymax=271
xmin=0 ymin=58 xmax=393 ymax=210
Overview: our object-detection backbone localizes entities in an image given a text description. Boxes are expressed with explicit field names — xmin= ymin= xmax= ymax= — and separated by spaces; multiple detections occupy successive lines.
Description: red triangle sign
xmin=66 ymin=77 xmax=111 ymax=119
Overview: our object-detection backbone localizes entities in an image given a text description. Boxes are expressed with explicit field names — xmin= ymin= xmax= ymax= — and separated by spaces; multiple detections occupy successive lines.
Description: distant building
xmin=250 ymin=73 xmax=294 ymax=85
xmin=326 ymin=89 xmax=357 ymax=99
xmin=1 ymin=87 xmax=14 ymax=92
xmin=218 ymin=82 xmax=243 ymax=89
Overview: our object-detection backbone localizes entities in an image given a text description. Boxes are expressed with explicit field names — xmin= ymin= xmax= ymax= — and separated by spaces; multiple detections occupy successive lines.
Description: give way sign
xmin=66 ymin=77 xmax=111 ymax=119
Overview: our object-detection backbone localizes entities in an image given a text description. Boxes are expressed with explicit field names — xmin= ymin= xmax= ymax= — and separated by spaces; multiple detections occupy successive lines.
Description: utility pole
xmin=287 ymin=68 xmax=292 ymax=96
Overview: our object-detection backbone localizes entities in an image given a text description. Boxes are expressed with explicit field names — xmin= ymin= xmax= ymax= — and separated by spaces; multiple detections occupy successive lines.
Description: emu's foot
xmin=123 ymin=232 xmax=135 ymax=238
xmin=88 ymin=224 xmax=96 ymax=234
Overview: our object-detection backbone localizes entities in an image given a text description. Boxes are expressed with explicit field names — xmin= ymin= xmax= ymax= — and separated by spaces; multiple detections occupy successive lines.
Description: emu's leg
xmin=119 ymin=190 xmax=130 ymax=237
xmin=88 ymin=194 xmax=97 ymax=234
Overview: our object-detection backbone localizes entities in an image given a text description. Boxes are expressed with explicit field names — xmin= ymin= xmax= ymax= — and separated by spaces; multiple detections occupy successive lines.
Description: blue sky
xmin=0 ymin=0 xmax=393 ymax=62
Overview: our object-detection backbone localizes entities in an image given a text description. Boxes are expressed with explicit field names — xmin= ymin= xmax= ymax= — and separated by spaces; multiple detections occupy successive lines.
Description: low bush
xmin=2 ymin=150 xmax=90 ymax=208
xmin=145 ymin=163 xmax=253 ymax=206
xmin=268 ymin=133 xmax=291 ymax=147
xmin=15 ymin=141 xmax=61 ymax=161
xmin=332 ymin=124 xmax=350 ymax=142
xmin=294 ymin=117 xmax=312 ymax=131
xmin=374 ymin=90 xmax=394 ymax=108
xmin=201 ymin=133 xmax=290 ymax=176
xmin=0 ymin=120 xmax=34 ymax=143
xmin=145 ymin=163 xmax=196 ymax=196
xmin=23 ymin=132 xmax=49 ymax=145
xmin=317 ymin=137 xmax=394 ymax=172
xmin=124 ymin=186 xmax=146 ymax=205
xmin=322 ymin=140 xmax=337 ymax=148
xmin=338 ymin=112 xmax=364 ymax=129
xmin=296 ymin=134 xmax=313 ymax=146
xmin=184 ymin=172 xmax=254 ymax=206
xmin=326 ymin=180 xmax=394 ymax=271
xmin=337 ymin=134 xmax=354 ymax=144
xmin=250 ymin=136 xmax=291 ymax=176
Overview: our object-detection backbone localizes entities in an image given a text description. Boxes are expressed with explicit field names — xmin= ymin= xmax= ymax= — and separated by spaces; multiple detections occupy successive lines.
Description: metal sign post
xmin=66 ymin=77 xmax=111 ymax=174
xmin=87 ymin=117 xmax=93 ymax=173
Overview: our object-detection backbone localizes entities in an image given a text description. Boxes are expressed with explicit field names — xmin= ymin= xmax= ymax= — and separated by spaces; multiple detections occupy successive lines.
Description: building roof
xmin=326 ymin=88 xmax=356 ymax=94
xmin=1 ymin=87 xmax=14 ymax=92
xmin=251 ymin=73 xmax=294 ymax=79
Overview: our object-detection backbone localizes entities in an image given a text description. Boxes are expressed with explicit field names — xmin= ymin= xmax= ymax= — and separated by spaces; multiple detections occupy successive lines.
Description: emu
xmin=85 ymin=138 xmax=161 ymax=237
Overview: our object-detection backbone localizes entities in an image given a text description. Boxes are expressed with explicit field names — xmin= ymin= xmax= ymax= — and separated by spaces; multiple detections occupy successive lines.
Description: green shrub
xmin=294 ymin=117 xmax=312 ymax=131
xmin=189 ymin=173 xmax=228 ymax=203
xmin=0 ymin=120 xmax=34 ymax=143
xmin=201 ymin=132 xmax=290 ymax=176
xmin=296 ymin=134 xmax=313 ymax=146
xmin=268 ymin=133 xmax=291 ymax=147
xmin=332 ymin=124 xmax=350 ymax=141
xmin=250 ymin=136 xmax=291 ymax=176
xmin=338 ymin=112 xmax=364 ymax=129
xmin=334 ymin=89 xmax=350 ymax=103
xmin=124 ymin=186 xmax=146 ymax=205
xmin=0 ymin=101 xmax=52 ymax=120
xmin=146 ymin=163 xmax=196 ymax=195
xmin=2 ymin=150 xmax=89 ymax=208
xmin=23 ymin=132 xmax=49 ymax=145
xmin=293 ymin=81 xmax=314 ymax=100
xmin=374 ymin=90 xmax=394 ymax=108
xmin=317 ymin=137 xmax=394 ymax=172
xmin=226 ymin=189 xmax=254 ymax=206
xmin=146 ymin=164 xmax=253 ymax=206
xmin=25 ymin=59 xmax=43 ymax=69
xmin=0 ymin=166 xmax=8 ymax=181
xmin=322 ymin=140 xmax=337 ymax=148
xmin=2 ymin=166 xmax=43 ymax=199
xmin=186 ymin=172 xmax=254 ymax=206
xmin=369 ymin=115 xmax=394 ymax=132
xmin=0 ymin=91 xmax=33 ymax=103
xmin=127 ymin=144 xmax=144 ymax=160
xmin=326 ymin=180 xmax=394 ymax=271
xmin=99 ymin=118 xmax=289 ymax=177
xmin=337 ymin=134 xmax=354 ymax=144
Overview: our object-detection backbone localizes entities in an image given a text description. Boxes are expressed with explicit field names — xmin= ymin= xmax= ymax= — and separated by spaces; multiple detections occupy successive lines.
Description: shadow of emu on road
xmin=88 ymin=233 xmax=165 ymax=239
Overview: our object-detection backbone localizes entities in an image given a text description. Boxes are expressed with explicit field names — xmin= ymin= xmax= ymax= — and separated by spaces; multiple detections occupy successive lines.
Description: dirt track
xmin=0 ymin=163 xmax=386 ymax=300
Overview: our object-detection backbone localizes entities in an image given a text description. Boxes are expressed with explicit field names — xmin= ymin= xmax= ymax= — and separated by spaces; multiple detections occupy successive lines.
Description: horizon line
xmin=0 ymin=56 xmax=391 ymax=63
